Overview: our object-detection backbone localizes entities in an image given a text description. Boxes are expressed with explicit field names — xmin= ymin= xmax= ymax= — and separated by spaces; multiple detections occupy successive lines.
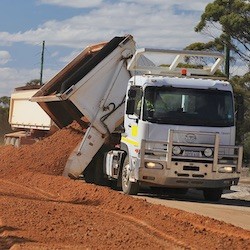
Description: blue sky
xmin=0 ymin=0 xmax=247 ymax=97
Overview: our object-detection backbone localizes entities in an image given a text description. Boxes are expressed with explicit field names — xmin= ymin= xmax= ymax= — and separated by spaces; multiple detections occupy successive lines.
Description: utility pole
xmin=40 ymin=40 xmax=45 ymax=85
xmin=224 ymin=42 xmax=230 ymax=78
xmin=224 ymin=0 xmax=231 ymax=79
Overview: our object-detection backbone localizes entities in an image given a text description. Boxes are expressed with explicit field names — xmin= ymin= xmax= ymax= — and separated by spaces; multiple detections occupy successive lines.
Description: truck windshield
xmin=143 ymin=87 xmax=234 ymax=127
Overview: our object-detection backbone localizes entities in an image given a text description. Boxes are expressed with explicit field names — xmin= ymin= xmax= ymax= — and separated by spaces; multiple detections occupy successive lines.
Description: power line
xmin=44 ymin=47 xmax=61 ymax=68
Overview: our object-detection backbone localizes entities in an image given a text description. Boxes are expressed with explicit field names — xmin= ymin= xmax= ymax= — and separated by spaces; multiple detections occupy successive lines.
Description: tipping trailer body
xmin=31 ymin=35 xmax=136 ymax=177
xmin=5 ymin=87 xmax=53 ymax=146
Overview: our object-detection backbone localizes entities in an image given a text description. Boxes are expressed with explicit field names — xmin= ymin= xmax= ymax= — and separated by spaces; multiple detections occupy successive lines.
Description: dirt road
xmin=1 ymin=174 xmax=250 ymax=250
xmin=0 ymin=124 xmax=250 ymax=249
xmin=136 ymin=179 xmax=250 ymax=230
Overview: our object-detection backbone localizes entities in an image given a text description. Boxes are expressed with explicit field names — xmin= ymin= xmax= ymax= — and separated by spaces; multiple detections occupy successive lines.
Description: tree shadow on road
xmin=138 ymin=188 xmax=250 ymax=207
xmin=0 ymin=226 xmax=35 ymax=250
xmin=0 ymin=191 xmax=101 ymax=207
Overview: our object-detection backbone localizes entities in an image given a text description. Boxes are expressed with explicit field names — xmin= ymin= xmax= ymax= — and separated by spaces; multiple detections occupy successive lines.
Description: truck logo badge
xmin=185 ymin=133 xmax=196 ymax=143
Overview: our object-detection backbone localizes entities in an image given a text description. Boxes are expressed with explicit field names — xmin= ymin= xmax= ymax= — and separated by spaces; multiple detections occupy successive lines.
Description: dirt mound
xmin=0 ymin=122 xmax=83 ymax=178
xmin=0 ymin=124 xmax=250 ymax=249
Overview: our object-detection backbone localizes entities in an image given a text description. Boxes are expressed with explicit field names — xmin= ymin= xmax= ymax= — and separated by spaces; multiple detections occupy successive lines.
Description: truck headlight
xmin=145 ymin=162 xmax=163 ymax=169
xmin=172 ymin=146 xmax=181 ymax=155
xmin=204 ymin=148 xmax=213 ymax=157
xmin=218 ymin=166 xmax=234 ymax=173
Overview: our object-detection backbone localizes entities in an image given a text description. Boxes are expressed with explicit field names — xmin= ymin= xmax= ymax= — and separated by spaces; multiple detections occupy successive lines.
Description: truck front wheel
xmin=122 ymin=156 xmax=139 ymax=195
xmin=203 ymin=188 xmax=223 ymax=201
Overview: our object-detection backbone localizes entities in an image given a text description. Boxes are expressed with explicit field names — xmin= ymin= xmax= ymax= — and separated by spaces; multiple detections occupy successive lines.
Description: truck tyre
xmin=83 ymin=151 xmax=108 ymax=186
xmin=203 ymin=188 xmax=223 ymax=201
xmin=5 ymin=137 xmax=11 ymax=145
xmin=93 ymin=154 xmax=108 ymax=186
xmin=83 ymin=164 xmax=94 ymax=183
xmin=14 ymin=138 xmax=21 ymax=147
xmin=121 ymin=156 xmax=139 ymax=195
xmin=10 ymin=137 xmax=16 ymax=146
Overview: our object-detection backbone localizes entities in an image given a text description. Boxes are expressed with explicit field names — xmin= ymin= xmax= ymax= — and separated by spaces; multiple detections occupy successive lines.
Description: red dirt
xmin=0 ymin=123 xmax=250 ymax=249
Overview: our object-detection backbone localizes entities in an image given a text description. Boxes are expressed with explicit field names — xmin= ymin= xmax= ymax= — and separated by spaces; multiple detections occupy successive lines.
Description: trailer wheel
xmin=10 ymin=137 xmax=16 ymax=146
xmin=121 ymin=156 xmax=139 ymax=195
xmin=14 ymin=138 xmax=21 ymax=147
xmin=203 ymin=188 xmax=223 ymax=201
xmin=5 ymin=137 xmax=11 ymax=145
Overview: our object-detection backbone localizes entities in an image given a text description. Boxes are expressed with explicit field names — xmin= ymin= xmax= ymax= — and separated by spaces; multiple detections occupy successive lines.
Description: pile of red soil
xmin=0 ymin=122 xmax=83 ymax=178
xmin=0 ymin=124 xmax=250 ymax=249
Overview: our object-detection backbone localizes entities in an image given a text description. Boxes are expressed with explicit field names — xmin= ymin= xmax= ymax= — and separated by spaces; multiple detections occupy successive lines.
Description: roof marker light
xmin=181 ymin=68 xmax=187 ymax=76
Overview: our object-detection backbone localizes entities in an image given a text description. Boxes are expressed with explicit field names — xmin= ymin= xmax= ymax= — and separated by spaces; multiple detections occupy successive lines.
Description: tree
xmin=243 ymin=132 xmax=250 ymax=161
xmin=185 ymin=39 xmax=224 ymax=53
xmin=230 ymin=72 xmax=250 ymax=159
xmin=195 ymin=0 xmax=250 ymax=63
xmin=0 ymin=96 xmax=10 ymax=107
xmin=26 ymin=79 xmax=40 ymax=86
xmin=0 ymin=96 xmax=11 ymax=140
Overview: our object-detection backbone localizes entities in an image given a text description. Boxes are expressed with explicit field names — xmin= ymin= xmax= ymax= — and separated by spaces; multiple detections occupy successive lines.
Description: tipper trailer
xmin=31 ymin=35 xmax=243 ymax=201
xmin=5 ymin=86 xmax=55 ymax=147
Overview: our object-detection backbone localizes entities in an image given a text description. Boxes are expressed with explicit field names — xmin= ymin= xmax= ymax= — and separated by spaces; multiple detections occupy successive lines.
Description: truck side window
xmin=132 ymin=87 xmax=143 ymax=118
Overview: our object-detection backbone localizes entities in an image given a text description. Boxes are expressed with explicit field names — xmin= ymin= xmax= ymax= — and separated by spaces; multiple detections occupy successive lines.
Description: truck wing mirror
xmin=126 ymin=99 xmax=135 ymax=115
xmin=128 ymin=89 xmax=137 ymax=98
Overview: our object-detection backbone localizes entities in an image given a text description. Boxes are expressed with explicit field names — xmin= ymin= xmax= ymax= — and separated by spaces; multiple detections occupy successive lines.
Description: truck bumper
xmin=139 ymin=173 xmax=239 ymax=189
xmin=138 ymin=132 xmax=243 ymax=189
xmin=138 ymin=167 xmax=240 ymax=189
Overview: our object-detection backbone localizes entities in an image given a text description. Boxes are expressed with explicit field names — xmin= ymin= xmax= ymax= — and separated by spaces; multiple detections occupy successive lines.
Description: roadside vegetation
xmin=186 ymin=0 xmax=250 ymax=163
xmin=0 ymin=96 xmax=11 ymax=144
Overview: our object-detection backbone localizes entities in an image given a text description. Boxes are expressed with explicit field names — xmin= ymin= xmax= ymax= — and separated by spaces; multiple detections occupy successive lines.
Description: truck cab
xmin=106 ymin=49 xmax=243 ymax=201
xmin=118 ymin=75 xmax=242 ymax=200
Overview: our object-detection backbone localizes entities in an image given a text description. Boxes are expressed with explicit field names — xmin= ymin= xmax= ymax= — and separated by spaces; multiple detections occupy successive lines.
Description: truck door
xmin=123 ymin=86 xmax=143 ymax=153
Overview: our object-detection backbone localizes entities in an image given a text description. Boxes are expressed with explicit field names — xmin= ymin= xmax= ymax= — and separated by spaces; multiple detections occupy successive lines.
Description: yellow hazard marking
xmin=131 ymin=125 xmax=138 ymax=137
xmin=121 ymin=136 xmax=139 ymax=147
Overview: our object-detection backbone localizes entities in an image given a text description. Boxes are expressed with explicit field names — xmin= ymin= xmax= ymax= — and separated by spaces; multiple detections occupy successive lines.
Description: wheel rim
xmin=122 ymin=164 xmax=130 ymax=188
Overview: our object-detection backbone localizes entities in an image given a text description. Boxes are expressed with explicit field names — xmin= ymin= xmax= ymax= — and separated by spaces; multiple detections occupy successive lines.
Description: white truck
xmin=5 ymin=86 xmax=54 ymax=147
xmin=31 ymin=35 xmax=243 ymax=201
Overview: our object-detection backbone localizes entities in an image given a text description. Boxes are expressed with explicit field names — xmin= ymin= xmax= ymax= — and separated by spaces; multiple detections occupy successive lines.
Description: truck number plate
xmin=183 ymin=151 xmax=200 ymax=157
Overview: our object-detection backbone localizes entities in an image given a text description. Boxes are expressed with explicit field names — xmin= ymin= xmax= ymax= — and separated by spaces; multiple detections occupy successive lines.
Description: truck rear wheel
xmin=121 ymin=156 xmax=139 ymax=195
xmin=84 ymin=153 xmax=107 ymax=186
xmin=93 ymin=154 xmax=108 ymax=186
xmin=203 ymin=188 xmax=223 ymax=201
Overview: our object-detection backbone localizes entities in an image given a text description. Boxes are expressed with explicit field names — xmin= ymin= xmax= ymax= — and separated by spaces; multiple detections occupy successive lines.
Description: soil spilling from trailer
xmin=0 ymin=123 xmax=250 ymax=249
